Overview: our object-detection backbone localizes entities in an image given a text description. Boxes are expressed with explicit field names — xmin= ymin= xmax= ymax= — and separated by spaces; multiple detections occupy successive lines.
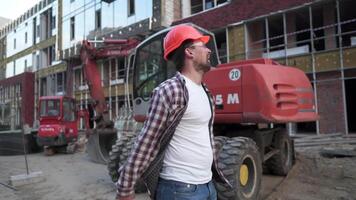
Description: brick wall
xmin=22 ymin=73 xmax=35 ymax=127
xmin=173 ymin=0 xmax=314 ymax=30
xmin=0 ymin=72 xmax=35 ymax=127
xmin=316 ymin=71 xmax=346 ymax=134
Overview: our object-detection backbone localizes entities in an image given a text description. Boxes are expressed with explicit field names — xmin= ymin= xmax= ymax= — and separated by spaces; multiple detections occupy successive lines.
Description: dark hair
xmin=167 ymin=39 xmax=193 ymax=72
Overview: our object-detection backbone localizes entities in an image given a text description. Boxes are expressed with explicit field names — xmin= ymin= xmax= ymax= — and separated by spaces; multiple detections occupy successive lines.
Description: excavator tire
xmin=214 ymin=136 xmax=229 ymax=152
xmin=107 ymin=133 xmax=147 ymax=193
xmin=214 ymin=137 xmax=262 ymax=200
xmin=265 ymin=129 xmax=293 ymax=175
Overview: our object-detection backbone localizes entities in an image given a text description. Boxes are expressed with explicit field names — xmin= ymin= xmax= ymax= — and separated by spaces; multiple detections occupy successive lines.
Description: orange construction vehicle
xmin=79 ymin=24 xmax=318 ymax=199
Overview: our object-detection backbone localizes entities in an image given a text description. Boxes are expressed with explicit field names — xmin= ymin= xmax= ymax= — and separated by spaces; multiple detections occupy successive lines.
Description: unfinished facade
xmin=0 ymin=0 xmax=182 ymax=130
xmin=0 ymin=0 xmax=60 ymax=131
xmin=60 ymin=0 xmax=182 ymax=128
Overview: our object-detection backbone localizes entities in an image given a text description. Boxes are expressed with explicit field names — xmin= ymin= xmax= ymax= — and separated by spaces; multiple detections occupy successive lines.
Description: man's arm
xmin=116 ymin=87 xmax=170 ymax=199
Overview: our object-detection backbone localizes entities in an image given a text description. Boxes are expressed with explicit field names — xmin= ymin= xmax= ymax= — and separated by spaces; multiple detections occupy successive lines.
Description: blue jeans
xmin=155 ymin=178 xmax=217 ymax=200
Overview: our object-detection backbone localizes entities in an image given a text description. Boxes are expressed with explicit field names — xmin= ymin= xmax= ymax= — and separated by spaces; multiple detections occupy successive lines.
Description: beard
xmin=199 ymin=62 xmax=212 ymax=72
xmin=194 ymin=59 xmax=212 ymax=73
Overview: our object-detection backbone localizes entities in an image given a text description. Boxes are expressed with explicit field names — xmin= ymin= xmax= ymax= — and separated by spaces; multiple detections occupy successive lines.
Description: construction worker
xmin=116 ymin=24 xmax=230 ymax=200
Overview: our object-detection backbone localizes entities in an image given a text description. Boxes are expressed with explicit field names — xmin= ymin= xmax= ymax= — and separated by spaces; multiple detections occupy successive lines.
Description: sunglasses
xmin=188 ymin=43 xmax=208 ymax=49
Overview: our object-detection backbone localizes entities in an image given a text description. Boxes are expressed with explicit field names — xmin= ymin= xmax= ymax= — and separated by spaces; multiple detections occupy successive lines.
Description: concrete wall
xmin=0 ymin=72 xmax=35 ymax=127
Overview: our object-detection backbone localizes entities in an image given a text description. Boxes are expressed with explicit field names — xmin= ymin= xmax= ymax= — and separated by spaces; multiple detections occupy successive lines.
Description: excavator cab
xmin=131 ymin=24 xmax=219 ymax=121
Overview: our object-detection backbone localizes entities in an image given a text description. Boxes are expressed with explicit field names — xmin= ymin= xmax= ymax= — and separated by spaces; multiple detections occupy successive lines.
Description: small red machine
xmin=34 ymin=38 xmax=139 ymax=158
xmin=36 ymin=95 xmax=89 ymax=155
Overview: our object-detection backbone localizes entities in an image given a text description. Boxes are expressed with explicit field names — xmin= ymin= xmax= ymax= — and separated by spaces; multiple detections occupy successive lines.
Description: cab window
xmin=40 ymin=100 xmax=60 ymax=117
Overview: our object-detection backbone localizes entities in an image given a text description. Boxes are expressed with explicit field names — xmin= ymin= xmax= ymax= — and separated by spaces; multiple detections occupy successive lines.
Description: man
xmin=116 ymin=24 xmax=230 ymax=200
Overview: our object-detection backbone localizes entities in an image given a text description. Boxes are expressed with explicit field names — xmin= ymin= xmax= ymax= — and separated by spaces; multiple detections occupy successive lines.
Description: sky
xmin=0 ymin=0 xmax=41 ymax=20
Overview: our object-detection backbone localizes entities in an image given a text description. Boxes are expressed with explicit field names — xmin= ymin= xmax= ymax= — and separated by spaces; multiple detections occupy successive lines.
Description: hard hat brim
xmin=199 ymin=35 xmax=210 ymax=44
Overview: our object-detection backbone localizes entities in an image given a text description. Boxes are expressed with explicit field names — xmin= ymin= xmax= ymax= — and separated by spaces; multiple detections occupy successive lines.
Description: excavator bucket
xmin=86 ymin=129 xmax=117 ymax=164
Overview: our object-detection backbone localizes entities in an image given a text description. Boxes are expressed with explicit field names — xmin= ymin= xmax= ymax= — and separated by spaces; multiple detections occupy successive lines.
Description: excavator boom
xmin=80 ymin=39 xmax=139 ymax=127
xmin=79 ymin=38 xmax=140 ymax=163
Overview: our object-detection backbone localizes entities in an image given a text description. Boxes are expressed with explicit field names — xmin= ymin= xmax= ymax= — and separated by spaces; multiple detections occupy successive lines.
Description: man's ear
xmin=185 ymin=48 xmax=194 ymax=59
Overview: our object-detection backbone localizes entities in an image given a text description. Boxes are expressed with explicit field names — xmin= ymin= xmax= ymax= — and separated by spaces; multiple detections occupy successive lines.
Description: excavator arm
xmin=80 ymin=39 xmax=140 ymax=128
xmin=79 ymin=38 xmax=140 ymax=163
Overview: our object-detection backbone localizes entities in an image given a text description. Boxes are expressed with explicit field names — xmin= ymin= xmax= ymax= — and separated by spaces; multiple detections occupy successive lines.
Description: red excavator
xmin=78 ymin=24 xmax=318 ymax=199
xmin=36 ymin=38 xmax=140 ymax=157
xmin=36 ymin=95 xmax=90 ymax=155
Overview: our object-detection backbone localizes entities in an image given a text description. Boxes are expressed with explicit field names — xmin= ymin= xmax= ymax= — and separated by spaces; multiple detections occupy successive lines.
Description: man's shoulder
xmin=154 ymin=74 xmax=183 ymax=93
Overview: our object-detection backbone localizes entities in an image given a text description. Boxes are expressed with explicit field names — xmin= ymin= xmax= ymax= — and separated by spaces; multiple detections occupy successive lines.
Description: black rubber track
xmin=214 ymin=136 xmax=262 ymax=200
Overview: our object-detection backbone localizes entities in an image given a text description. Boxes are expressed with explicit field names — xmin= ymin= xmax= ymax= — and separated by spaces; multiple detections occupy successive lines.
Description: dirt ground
xmin=1 ymin=144 xmax=356 ymax=200
xmin=0 ymin=150 xmax=150 ymax=200
xmin=265 ymin=145 xmax=356 ymax=200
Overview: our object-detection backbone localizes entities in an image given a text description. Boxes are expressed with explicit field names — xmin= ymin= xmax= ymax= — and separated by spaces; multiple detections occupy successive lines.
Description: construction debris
xmin=320 ymin=147 xmax=356 ymax=158
xmin=10 ymin=171 xmax=45 ymax=187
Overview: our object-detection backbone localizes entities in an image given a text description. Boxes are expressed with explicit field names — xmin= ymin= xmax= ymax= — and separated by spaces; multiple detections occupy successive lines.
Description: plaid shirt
xmin=116 ymin=72 xmax=231 ymax=198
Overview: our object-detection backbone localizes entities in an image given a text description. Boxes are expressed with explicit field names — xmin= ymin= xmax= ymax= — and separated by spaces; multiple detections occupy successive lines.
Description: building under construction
xmin=0 ymin=0 xmax=355 ymax=135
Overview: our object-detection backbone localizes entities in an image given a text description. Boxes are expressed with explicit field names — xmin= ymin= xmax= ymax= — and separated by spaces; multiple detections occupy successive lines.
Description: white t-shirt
xmin=160 ymin=75 xmax=213 ymax=184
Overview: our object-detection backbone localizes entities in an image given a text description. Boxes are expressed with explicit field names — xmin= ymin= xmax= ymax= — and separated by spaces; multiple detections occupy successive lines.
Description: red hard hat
xmin=163 ymin=24 xmax=210 ymax=60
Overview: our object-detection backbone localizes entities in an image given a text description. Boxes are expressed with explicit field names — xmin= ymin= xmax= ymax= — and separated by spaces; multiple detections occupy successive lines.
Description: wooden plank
xmin=291 ymin=134 xmax=317 ymax=138
xmin=295 ymin=139 xmax=356 ymax=147
xmin=343 ymin=134 xmax=356 ymax=138
xmin=293 ymin=133 xmax=343 ymax=141
xmin=295 ymin=137 xmax=350 ymax=144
